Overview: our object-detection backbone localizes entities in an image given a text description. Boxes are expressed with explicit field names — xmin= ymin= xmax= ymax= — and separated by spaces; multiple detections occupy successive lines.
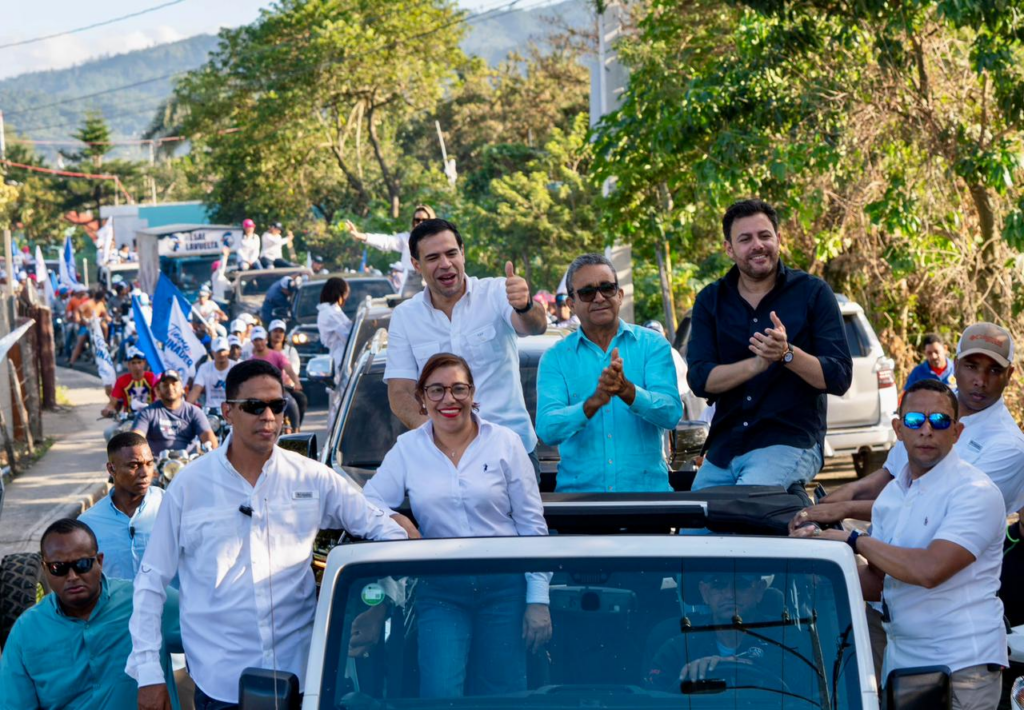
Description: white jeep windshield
xmin=320 ymin=555 xmax=862 ymax=709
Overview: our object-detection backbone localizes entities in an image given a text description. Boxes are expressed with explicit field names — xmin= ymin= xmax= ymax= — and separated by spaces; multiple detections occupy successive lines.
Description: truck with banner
xmin=136 ymin=223 xmax=240 ymax=300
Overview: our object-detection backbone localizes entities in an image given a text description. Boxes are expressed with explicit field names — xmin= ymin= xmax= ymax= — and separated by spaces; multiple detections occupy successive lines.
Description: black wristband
xmin=847 ymin=529 xmax=866 ymax=553
xmin=513 ymin=301 xmax=534 ymax=315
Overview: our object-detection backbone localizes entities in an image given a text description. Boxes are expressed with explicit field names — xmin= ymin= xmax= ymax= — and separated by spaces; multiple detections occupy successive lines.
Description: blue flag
xmin=360 ymin=247 xmax=368 ymax=272
xmin=132 ymin=296 xmax=165 ymax=376
xmin=152 ymin=274 xmax=192 ymax=343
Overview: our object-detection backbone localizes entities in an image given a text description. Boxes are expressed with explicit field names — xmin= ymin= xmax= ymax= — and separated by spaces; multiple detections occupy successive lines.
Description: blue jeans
xmin=194 ymin=686 xmax=237 ymax=710
xmin=417 ymin=574 xmax=526 ymax=698
xmin=692 ymin=444 xmax=823 ymax=491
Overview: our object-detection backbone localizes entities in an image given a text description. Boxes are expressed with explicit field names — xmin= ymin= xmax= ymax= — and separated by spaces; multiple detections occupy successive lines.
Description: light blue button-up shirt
xmin=0 ymin=577 xmax=181 ymax=710
xmin=79 ymin=486 xmax=164 ymax=581
xmin=536 ymin=319 xmax=682 ymax=492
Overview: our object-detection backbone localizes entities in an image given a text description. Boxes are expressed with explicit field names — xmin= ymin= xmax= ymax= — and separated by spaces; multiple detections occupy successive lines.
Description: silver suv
xmin=825 ymin=296 xmax=898 ymax=476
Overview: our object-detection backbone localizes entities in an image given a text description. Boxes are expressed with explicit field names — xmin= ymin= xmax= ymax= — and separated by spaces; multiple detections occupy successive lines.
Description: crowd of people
xmin=0 ymin=198 xmax=1020 ymax=710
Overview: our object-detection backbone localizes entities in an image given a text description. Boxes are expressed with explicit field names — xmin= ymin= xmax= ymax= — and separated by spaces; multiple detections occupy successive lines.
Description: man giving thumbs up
xmin=383 ymin=218 xmax=549 ymax=476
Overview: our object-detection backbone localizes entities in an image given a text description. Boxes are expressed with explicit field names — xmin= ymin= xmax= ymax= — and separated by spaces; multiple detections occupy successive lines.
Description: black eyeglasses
xmin=573 ymin=282 xmax=618 ymax=303
xmin=225 ymin=398 xmax=288 ymax=415
xmin=423 ymin=383 xmax=473 ymax=401
xmin=45 ymin=557 xmax=97 ymax=577
xmin=902 ymin=412 xmax=953 ymax=430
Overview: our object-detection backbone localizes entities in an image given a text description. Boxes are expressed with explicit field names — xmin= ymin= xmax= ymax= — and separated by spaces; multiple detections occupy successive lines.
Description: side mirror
xmin=238 ymin=668 xmax=301 ymax=710
xmin=278 ymin=432 xmax=319 ymax=461
xmin=307 ymin=354 xmax=335 ymax=386
xmin=886 ymin=665 xmax=951 ymax=710
xmin=668 ymin=420 xmax=709 ymax=471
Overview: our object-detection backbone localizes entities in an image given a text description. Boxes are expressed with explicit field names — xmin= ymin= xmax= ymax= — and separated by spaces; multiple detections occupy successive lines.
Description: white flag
xmin=161 ymin=297 xmax=206 ymax=379
xmin=34 ymin=246 xmax=54 ymax=306
xmin=96 ymin=220 xmax=115 ymax=265
xmin=58 ymin=236 xmax=79 ymax=288
xmin=88 ymin=318 xmax=117 ymax=386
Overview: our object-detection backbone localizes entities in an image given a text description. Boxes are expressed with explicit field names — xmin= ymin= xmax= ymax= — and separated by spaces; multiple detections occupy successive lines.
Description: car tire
xmin=852 ymin=449 xmax=888 ymax=478
xmin=0 ymin=552 xmax=50 ymax=645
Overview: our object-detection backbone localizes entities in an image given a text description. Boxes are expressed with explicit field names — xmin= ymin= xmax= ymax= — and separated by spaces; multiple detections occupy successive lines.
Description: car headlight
xmin=161 ymin=459 xmax=184 ymax=481
xmin=291 ymin=332 xmax=310 ymax=345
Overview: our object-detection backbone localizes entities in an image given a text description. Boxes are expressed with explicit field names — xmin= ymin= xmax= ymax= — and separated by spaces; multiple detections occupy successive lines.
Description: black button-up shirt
xmin=686 ymin=261 xmax=853 ymax=468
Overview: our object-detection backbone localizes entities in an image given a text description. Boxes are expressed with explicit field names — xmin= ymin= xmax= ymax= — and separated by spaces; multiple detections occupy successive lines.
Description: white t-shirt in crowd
xmin=261 ymin=231 xmax=286 ymax=261
xmin=873 ymin=449 xmax=1006 ymax=676
xmin=191 ymin=360 xmax=238 ymax=409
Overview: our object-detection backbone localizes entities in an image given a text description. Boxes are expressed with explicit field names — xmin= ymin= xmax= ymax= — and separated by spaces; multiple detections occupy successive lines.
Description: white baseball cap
xmin=239 ymin=313 xmax=257 ymax=325
xmin=251 ymin=326 xmax=268 ymax=341
xmin=211 ymin=336 xmax=230 ymax=353
xmin=229 ymin=319 xmax=245 ymax=333
xmin=268 ymin=319 xmax=287 ymax=332
xmin=228 ymin=335 xmax=242 ymax=347
xmin=126 ymin=347 xmax=147 ymax=361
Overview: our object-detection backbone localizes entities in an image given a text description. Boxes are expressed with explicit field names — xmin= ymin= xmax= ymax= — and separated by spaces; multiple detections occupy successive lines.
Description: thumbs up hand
xmin=504 ymin=260 xmax=531 ymax=311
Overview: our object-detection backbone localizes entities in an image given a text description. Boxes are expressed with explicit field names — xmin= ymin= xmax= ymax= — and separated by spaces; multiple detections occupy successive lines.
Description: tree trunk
xmin=655 ymin=241 xmax=676 ymax=343
xmin=366 ymin=104 xmax=401 ymax=219
xmin=969 ymin=182 xmax=1006 ymax=319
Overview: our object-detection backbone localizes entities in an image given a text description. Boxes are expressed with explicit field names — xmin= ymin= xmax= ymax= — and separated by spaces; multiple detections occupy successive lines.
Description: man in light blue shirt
xmin=537 ymin=253 xmax=682 ymax=492
xmin=80 ymin=431 xmax=163 ymax=580
xmin=0 ymin=518 xmax=181 ymax=710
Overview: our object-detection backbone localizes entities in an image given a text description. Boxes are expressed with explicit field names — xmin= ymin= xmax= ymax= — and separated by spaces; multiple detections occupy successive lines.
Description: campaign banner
xmin=88 ymin=318 xmax=117 ymax=387
xmin=152 ymin=273 xmax=192 ymax=343
xmin=132 ymin=295 xmax=164 ymax=377
xmin=59 ymin=236 xmax=80 ymax=288
xmin=34 ymin=246 xmax=54 ymax=306
xmin=162 ymin=297 xmax=206 ymax=379
xmin=156 ymin=229 xmax=240 ymax=256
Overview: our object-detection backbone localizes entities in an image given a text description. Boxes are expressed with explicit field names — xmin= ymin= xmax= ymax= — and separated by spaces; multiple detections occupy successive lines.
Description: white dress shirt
xmin=363 ymin=230 xmax=411 ymax=290
xmin=872 ymin=449 xmax=1007 ymax=676
xmin=261 ymin=231 xmax=286 ymax=261
xmin=884 ymin=397 xmax=1024 ymax=514
xmin=384 ymin=276 xmax=538 ymax=453
xmin=126 ymin=436 xmax=406 ymax=703
xmin=316 ymin=302 xmax=353 ymax=370
xmin=364 ymin=416 xmax=550 ymax=603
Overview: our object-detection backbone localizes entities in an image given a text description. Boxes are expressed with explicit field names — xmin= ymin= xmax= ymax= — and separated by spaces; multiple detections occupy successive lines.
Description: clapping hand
xmin=598 ymin=348 xmax=628 ymax=396
xmin=749 ymin=310 xmax=789 ymax=364
xmin=505 ymin=261 xmax=531 ymax=311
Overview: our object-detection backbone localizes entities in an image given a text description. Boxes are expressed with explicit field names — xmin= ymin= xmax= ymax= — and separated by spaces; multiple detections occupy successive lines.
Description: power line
xmin=0 ymin=1 xmax=186 ymax=51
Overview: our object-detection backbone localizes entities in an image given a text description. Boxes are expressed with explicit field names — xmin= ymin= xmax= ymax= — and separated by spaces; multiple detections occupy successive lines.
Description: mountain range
xmin=0 ymin=0 xmax=590 ymax=158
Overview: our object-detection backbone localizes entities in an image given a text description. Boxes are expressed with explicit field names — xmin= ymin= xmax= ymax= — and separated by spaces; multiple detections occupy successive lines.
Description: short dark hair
xmin=318 ymin=277 xmax=350 ymax=305
xmin=900 ymin=378 xmax=959 ymax=419
xmin=93 ymin=288 xmax=107 ymax=301
xmin=722 ymin=199 xmax=780 ymax=242
xmin=225 ymin=359 xmax=284 ymax=400
xmin=409 ymin=219 xmax=464 ymax=260
xmin=41 ymin=518 xmax=98 ymax=557
xmin=565 ymin=253 xmax=616 ymax=297
xmin=107 ymin=431 xmax=148 ymax=459
xmin=922 ymin=333 xmax=944 ymax=348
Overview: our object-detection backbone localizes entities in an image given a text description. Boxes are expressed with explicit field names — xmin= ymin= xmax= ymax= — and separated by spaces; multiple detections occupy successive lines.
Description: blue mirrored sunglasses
xmin=902 ymin=412 xmax=953 ymax=430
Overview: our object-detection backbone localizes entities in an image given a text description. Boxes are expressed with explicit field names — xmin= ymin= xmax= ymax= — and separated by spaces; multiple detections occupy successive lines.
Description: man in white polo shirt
xmin=384 ymin=218 xmax=549 ymax=472
xmin=812 ymin=378 xmax=1006 ymax=707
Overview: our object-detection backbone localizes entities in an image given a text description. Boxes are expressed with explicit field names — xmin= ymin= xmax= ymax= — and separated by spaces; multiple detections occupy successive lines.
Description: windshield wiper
xmin=679 ymin=610 xmax=831 ymax=709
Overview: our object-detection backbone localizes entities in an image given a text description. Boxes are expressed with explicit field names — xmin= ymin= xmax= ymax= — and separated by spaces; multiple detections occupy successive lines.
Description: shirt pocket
xmin=463 ymin=325 xmax=498 ymax=369
xmin=273 ymin=499 xmax=321 ymax=567
xmin=413 ymin=341 xmax=442 ymax=369
xmin=181 ymin=509 xmax=243 ymax=580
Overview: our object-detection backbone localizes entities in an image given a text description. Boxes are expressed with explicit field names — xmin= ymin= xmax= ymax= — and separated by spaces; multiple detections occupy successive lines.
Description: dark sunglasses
xmin=902 ymin=412 xmax=953 ymax=430
xmin=45 ymin=557 xmax=97 ymax=577
xmin=573 ymin=282 xmax=618 ymax=303
xmin=225 ymin=398 xmax=288 ymax=416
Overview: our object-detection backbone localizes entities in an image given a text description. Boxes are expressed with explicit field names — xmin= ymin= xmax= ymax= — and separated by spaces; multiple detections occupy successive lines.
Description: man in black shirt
xmin=686 ymin=199 xmax=852 ymax=490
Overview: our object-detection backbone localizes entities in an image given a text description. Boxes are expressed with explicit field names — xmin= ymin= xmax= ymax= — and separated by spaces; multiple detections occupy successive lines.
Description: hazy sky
xmin=0 ymin=0 xmax=502 ymax=80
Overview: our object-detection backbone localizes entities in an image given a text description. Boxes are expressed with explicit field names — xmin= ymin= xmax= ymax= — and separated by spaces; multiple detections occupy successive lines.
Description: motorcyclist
xmin=131 ymin=370 xmax=218 ymax=456
xmin=101 ymin=349 xmax=157 ymax=442
xmin=187 ymin=337 xmax=238 ymax=411
xmin=260 ymin=275 xmax=299 ymax=325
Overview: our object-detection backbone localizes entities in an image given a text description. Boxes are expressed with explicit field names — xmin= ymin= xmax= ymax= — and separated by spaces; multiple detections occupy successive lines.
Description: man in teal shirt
xmin=537 ymin=253 xmax=682 ymax=492
xmin=0 ymin=518 xmax=181 ymax=710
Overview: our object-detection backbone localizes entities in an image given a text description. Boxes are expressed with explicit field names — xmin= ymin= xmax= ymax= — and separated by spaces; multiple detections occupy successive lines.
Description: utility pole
xmin=0 ymin=110 xmax=6 ymax=161
xmin=148 ymin=141 xmax=158 ymax=203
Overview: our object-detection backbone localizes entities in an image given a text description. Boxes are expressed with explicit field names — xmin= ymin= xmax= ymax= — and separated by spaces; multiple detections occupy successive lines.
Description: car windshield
xmin=173 ymin=258 xmax=217 ymax=298
xmin=321 ymin=555 xmax=861 ymax=709
xmin=240 ymin=273 xmax=289 ymax=295
xmin=108 ymin=266 xmax=139 ymax=285
xmin=295 ymin=279 xmax=395 ymax=320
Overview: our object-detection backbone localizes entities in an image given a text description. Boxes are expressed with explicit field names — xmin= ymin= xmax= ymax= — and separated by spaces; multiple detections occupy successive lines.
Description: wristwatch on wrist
xmin=514 ymin=300 xmax=534 ymax=315
xmin=847 ymin=529 xmax=867 ymax=553
xmin=781 ymin=344 xmax=794 ymax=364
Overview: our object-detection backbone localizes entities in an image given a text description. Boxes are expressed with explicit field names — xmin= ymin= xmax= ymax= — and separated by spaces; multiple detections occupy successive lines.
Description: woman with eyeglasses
xmin=362 ymin=352 xmax=552 ymax=698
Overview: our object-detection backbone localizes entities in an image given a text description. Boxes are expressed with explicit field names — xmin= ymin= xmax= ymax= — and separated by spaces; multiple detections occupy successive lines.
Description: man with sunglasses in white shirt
xmin=128 ymin=359 xmax=409 ymax=710
xmin=807 ymin=379 xmax=1006 ymax=708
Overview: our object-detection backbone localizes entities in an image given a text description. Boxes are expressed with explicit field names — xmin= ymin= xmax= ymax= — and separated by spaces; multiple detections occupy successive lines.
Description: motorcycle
xmin=205 ymin=407 xmax=231 ymax=445
xmin=155 ymin=441 xmax=215 ymax=488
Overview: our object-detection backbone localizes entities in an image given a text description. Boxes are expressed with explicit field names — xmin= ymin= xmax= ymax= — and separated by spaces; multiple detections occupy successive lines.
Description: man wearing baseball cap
xmin=101 ymin=349 xmax=157 ymax=442
xmin=238 ymin=218 xmax=261 ymax=270
xmin=187 ymin=337 xmax=238 ymax=411
xmin=132 ymin=370 xmax=217 ymax=456
xmin=260 ymin=274 xmax=299 ymax=325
